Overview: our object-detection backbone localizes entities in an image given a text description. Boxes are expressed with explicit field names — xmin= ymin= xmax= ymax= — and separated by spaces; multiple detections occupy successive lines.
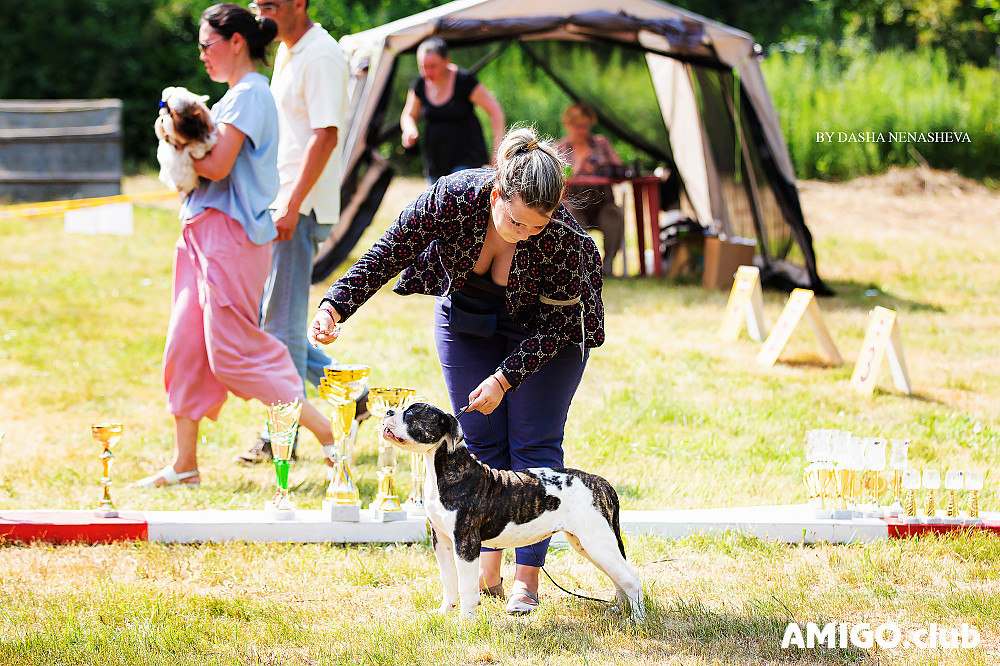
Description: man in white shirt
xmin=238 ymin=0 xmax=354 ymax=464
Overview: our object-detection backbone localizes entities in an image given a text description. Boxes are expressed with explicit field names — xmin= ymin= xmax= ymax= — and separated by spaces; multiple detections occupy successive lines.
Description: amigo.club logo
xmin=782 ymin=622 xmax=981 ymax=650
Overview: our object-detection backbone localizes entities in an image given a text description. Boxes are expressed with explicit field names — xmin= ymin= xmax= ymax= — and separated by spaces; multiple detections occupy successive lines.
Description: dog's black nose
xmin=385 ymin=409 xmax=394 ymax=417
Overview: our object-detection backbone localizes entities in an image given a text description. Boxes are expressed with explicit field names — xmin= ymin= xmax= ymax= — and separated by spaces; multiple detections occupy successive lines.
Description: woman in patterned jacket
xmin=308 ymin=126 xmax=604 ymax=616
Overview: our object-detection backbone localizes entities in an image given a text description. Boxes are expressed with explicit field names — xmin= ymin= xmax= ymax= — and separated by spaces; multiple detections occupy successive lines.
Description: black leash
xmin=455 ymin=404 xmax=613 ymax=606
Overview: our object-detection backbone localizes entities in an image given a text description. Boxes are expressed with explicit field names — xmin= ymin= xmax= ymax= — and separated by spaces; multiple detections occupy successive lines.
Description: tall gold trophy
xmin=265 ymin=399 xmax=302 ymax=520
xmin=319 ymin=364 xmax=370 ymax=522
xmin=367 ymin=387 xmax=415 ymax=521
xmin=901 ymin=469 xmax=922 ymax=524
xmin=91 ymin=423 xmax=124 ymax=518
xmin=922 ymin=468 xmax=942 ymax=524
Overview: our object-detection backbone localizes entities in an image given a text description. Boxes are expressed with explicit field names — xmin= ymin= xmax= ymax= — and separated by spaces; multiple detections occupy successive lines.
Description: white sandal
xmin=132 ymin=465 xmax=200 ymax=488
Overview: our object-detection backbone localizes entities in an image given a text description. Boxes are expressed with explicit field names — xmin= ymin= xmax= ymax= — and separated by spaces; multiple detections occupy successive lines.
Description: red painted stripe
xmin=884 ymin=517 xmax=1000 ymax=538
xmin=0 ymin=511 xmax=148 ymax=544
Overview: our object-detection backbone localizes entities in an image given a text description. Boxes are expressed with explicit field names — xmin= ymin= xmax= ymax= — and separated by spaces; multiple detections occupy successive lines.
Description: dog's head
xmin=156 ymin=86 xmax=213 ymax=148
xmin=381 ymin=402 xmax=463 ymax=454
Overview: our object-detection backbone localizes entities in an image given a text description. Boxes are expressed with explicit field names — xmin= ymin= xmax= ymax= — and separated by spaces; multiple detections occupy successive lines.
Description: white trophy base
xmin=323 ymin=499 xmax=361 ymax=522
xmin=369 ymin=502 xmax=407 ymax=522
xmin=883 ymin=502 xmax=904 ymax=517
xmin=921 ymin=514 xmax=943 ymax=524
xmin=831 ymin=509 xmax=854 ymax=520
xmin=901 ymin=515 xmax=922 ymax=524
xmin=402 ymin=501 xmax=426 ymax=517
xmin=812 ymin=508 xmax=835 ymax=520
xmin=963 ymin=516 xmax=984 ymax=525
xmin=942 ymin=515 xmax=963 ymax=525
xmin=264 ymin=498 xmax=296 ymax=520
xmin=94 ymin=509 xmax=119 ymax=519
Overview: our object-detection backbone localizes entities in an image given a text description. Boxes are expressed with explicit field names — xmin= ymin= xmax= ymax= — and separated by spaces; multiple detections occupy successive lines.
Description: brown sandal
xmin=480 ymin=578 xmax=505 ymax=600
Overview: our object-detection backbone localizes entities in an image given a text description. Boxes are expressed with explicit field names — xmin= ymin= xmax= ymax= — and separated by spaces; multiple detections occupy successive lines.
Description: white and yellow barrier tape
xmin=0 ymin=191 xmax=178 ymax=220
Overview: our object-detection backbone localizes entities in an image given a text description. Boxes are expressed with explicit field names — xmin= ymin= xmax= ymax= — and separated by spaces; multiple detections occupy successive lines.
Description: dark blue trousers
xmin=434 ymin=293 xmax=588 ymax=566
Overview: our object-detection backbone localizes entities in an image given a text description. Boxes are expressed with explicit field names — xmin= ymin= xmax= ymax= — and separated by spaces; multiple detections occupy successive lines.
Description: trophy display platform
xmin=1 ymin=505 xmax=997 ymax=546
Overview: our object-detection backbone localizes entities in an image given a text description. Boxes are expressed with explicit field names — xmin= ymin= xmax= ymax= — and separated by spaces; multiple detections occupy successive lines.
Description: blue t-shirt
xmin=180 ymin=72 xmax=279 ymax=245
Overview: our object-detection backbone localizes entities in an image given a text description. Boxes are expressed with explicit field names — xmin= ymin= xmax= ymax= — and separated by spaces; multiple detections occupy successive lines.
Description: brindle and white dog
xmin=154 ymin=86 xmax=217 ymax=197
xmin=381 ymin=402 xmax=645 ymax=623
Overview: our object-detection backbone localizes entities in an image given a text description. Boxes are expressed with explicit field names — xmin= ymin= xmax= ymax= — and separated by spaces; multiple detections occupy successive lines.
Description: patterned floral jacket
xmin=321 ymin=168 xmax=605 ymax=389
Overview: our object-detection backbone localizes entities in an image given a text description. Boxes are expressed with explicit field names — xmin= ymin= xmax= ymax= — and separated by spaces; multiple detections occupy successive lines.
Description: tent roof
xmin=341 ymin=0 xmax=756 ymax=66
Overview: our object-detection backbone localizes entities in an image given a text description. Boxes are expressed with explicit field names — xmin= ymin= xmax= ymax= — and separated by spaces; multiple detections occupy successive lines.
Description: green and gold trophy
xmin=91 ymin=423 xmax=124 ymax=518
xmin=265 ymin=399 xmax=302 ymax=520
xmin=319 ymin=364 xmax=370 ymax=522
xmin=367 ymin=387 xmax=415 ymax=521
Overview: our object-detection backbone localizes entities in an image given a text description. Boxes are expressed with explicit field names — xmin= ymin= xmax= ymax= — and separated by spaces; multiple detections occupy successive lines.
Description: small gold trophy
xmin=367 ymin=387 xmax=415 ymax=521
xmin=965 ymin=470 xmax=984 ymax=524
xmin=886 ymin=439 xmax=910 ymax=516
xmin=922 ymin=468 xmax=941 ymax=524
xmin=91 ymin=423 xmax=124 ymax=518
xmin=403 ymin=452 xmax=427 ymax=516
xmin=944 ymin=470 xmax=964 ymax=523
xmin=319 ymin=364 xmax=370 ymax=522
xmin=901 ymin=469 xmax=922 ymax=524
xmin=265 ymin=399 xmax=302 ymax=520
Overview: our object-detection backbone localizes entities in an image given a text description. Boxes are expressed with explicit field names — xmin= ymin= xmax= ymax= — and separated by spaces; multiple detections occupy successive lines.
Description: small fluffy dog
xmin=381 ymin=402 xmax=645 ymax=623
xmin=154 ymin=86 xmax=217 ymax=197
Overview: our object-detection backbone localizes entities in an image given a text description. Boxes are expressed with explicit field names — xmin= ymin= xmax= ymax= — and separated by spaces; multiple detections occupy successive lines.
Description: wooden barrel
xmin=0 ymin=99 xmax=122 ymax=203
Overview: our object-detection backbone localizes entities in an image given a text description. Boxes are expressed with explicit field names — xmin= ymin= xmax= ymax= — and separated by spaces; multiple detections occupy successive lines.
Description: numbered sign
xmin=719 ymin=265 xmax=767 ymax=342
xmin=850 ymin=306 xmax=912 ymax=395
xmin=756 ymin=289 xmax=842 ymax=367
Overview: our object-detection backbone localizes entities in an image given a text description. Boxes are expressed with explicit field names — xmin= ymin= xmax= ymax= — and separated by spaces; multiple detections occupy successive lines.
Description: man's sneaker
xmin=233 ymin=429 xmax=300 ymax=466
xmin=233 ymin=434 xmax=272 ymax=466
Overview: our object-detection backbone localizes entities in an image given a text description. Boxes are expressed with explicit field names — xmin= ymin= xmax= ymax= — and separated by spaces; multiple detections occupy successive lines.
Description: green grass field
xmin=1 ymin=172 xmax=999 ymax=664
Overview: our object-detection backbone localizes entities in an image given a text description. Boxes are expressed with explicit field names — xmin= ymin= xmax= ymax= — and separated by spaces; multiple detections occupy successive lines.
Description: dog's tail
xmin=612 ymin=494 xmax=627 ymax=561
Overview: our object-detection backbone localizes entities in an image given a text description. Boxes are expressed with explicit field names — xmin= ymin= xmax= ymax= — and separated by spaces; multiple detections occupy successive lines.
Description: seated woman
xmin=554 ymin=101 xmax=626 ymax=277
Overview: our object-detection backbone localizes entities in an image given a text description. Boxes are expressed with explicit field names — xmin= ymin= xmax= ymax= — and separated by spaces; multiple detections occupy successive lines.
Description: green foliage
xmin=762 ymin=44 xmax=1000 ymax=180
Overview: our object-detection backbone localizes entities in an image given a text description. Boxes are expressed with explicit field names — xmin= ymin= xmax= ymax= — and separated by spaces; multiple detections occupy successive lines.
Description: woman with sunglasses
xmin=138 ymin=3 xmax=336 ymax=488
xmin=308 ymin=126 xmax=605 ymax=615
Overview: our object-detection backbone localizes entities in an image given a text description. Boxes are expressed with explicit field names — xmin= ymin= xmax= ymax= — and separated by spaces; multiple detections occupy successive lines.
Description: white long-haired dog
xmin=154 ymin=86 xmax=217 ymax=197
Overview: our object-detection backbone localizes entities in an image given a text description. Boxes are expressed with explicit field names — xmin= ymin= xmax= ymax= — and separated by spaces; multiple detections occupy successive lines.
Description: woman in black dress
xmin=400 ymin=37 xmax=505 ymax=182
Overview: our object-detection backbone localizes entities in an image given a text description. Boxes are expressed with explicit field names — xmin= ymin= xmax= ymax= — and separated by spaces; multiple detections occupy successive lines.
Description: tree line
xmin=3 ymin=0 xmax=997 ymax=177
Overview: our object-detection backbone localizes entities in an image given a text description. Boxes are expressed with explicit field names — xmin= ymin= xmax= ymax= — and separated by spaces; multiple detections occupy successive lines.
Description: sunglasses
xmin=198 ymin=36 xmax=226 ymax=54
xmin=249 ymin=0 xmax=292 ymax=11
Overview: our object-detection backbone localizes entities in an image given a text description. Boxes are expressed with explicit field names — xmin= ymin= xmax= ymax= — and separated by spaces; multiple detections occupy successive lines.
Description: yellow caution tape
xmin=0 ymin=190 xmax=178 ymax=220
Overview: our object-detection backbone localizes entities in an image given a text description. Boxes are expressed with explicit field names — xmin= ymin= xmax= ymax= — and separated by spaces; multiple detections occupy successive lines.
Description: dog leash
xmin=478 ymin=412 xmax=614 ymax=607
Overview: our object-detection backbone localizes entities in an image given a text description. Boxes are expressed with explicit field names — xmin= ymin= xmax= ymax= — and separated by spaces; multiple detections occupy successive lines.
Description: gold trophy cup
xmin=902 ymin=469 xmax=922 ymax=523
xmin=265 ymin=399 xmax=302 ymax=519
xmin=92 ymin=423 xmax=124 ymax=518
xmin=319 ymin=364 xmax=370 ymax=522
xmin=922 ymin=468 xmax=941 ymax=524
xmin=367 ymin=387 xmax=416 ymax=521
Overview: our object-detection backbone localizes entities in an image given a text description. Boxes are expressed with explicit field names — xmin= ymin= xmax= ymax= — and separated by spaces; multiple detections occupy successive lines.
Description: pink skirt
xmin=163 ymin=208 xmax=303 ymax=421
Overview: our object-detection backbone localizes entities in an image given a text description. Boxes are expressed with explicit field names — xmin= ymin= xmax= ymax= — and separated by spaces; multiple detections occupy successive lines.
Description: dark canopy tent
xmin=314 ymin=0 xmax=830 ymax=295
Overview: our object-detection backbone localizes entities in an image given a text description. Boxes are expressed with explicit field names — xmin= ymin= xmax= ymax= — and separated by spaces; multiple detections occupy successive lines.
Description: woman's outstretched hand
xmin=308 ymin=308 xmax=341 ymax=347
xmin=467 ymin=373 xmax=510 ymax=415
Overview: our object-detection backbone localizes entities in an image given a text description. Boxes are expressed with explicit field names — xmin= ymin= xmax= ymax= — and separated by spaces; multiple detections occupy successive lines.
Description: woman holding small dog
xmin=309 ymin=127 xmax=604 ymax=615
xmin=137 ymin=3 xmax=337 ymax=488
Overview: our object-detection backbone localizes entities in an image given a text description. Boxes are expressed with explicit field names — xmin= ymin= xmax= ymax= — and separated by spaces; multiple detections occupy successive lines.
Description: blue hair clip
xmin=158 ymin=100 xmax=167 ymax=109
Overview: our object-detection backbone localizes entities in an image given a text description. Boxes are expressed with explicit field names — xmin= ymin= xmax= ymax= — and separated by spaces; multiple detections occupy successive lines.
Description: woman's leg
xmin=433 ymin=296 xmax=510 ymax=589
xmin=597 ymin=203 xmax=625 ymax=276
xmin=505 ymin=343 xmax=589 ymax=600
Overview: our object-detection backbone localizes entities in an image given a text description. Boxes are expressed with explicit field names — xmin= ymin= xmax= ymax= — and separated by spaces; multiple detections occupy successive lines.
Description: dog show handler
xmin=308 ymin=126 xmax=605 ymax=615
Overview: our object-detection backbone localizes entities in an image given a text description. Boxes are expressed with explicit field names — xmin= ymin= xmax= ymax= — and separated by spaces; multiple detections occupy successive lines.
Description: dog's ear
xmin=442 ymin=411 xmax=463 ymax=449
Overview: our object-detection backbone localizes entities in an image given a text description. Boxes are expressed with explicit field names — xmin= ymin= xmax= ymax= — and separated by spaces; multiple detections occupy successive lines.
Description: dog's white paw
xmin=435 ymin=601 xmax=456 ymax=615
